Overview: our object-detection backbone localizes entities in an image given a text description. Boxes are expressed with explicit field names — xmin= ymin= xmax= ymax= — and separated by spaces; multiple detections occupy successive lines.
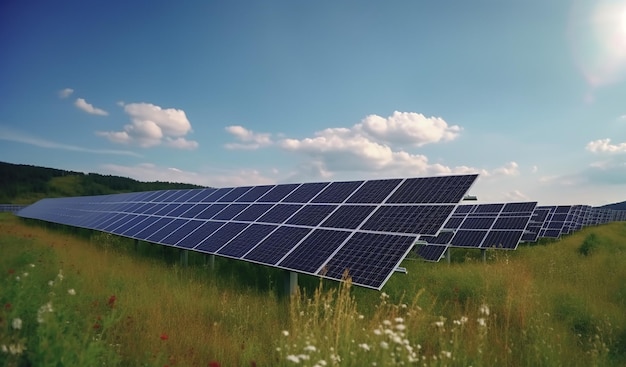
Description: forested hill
xmin=0 ymin=161 xmax=204 ymax=204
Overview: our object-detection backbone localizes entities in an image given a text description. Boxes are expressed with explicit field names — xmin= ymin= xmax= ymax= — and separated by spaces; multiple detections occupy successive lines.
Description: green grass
xmin=1 ymin=213 xmax=625 ymax=366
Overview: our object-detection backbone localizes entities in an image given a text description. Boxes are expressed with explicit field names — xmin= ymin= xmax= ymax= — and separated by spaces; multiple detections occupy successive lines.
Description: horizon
xmin=1 ymin=1 xmax=625 ymax=206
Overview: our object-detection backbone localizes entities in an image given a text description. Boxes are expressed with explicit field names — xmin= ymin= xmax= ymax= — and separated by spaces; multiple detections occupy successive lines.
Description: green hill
xmin=0 ymin=161 xmax=204 ymax=204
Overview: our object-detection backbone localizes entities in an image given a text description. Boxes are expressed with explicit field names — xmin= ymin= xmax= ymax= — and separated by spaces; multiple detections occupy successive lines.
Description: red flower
xmin=4 ymin=303 xmax=11 ymax=311
xmin=160 ymin=333 xmax=169 ymax=341
xmin=208 ymin=361 xmax=221 ymax=367
xmin=108 ymin=295 xmax=117 ymax=308
xmin=8 ymin=269 xmax=15 ymax=275
xmin=250 ymin=361 xmax=257 ymax=367
xmin=93 ymin=323 xmax=101 ymax=330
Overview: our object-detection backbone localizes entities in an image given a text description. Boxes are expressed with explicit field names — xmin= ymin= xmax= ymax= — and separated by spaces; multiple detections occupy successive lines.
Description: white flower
xmin=394 ymin=317 xmax=404 ymax=323
xmin=460 ymin=316 xmax=468 ymax=324
xmin=48 ymin=280 xmax=54 ymax=287
xmin=373 ymin=328 xmax=382 ymax=335
xmin=358 ymin=314 xmax=364 ymax=319
xmin=395 ymin=324 xmax=406 ymax=331
xmin=434 ymin=321 xmax=444 ymax=328
xmin=282 ymin=330 xmax=290 ymax=337
xmin=478 ymin=318 xmax=486 ymax=327
xmin=442 ymin=350 xmax=452 ymax=358
xmin=382 ymin=319 xmax=392 ymax=326
xmin=57 ymin=270 xmax=64 ymax=281
xmin=286 ymin=354 xmax=300 ymax=363
xmin=11 ymin=318 xmax=22 ymax=330
xmin=359 ymin=343 xmax=370 ymax=351
xmin=29 ymin=263 xmax=35 ymax=268
xmin=1 ymin=344 xmax=7 ymax=353
xmin=67 ymin=289 xmax=76 ymax=296
xmin=380 ymin=341 xmax=389 ymax=349
xmin=22 ymin=272 xmax=28 ymax=277
xmin=480 ymin=304 xmax=490 ymax=316
xmin=304 ymin=344 xmax=316 ymax=352
xmin=15 ymin=276 xmax=20 ymax=281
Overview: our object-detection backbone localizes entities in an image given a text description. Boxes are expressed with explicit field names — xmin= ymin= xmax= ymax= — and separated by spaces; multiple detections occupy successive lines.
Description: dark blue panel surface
xmin=461 ymin=217 xmax=496 ymax=230
xmin=450 ymin=230 xmax=488 ymax=247
xmin=176 ymin=221 xmax=225 ymax=249
xmin=346 ymin=179 xmax=402 ymax=204
xmin=235 ymin=185 xmax=274 ymax=202
xmin=217 ymin=186 xmax=252 ymax=202
xmin=443 ymin=216 xmax=464 ymax=229
xmin=216 ymin=224 xmax=276 ymax=258
xmin=258 ymin=204 xmax=302 ymax=223
xmin=244 ymin=226 xmax=312 ymax=265
xmin=320 ymin=205 xmax=376 ymax=229
xmin=114 ymin=215 xmax=150 ymax=236
xmin=279 ymin=229 xmax=351 ymax=273
xmin=146 ymin=218 xmax=190 ymax=243
xmin=320 ymin=233 xmax=415 ymax=288
xmin=180 ymin=203 xmax=210 ymax=218
xmin=286 ymin=205 xmax=337 ymax=226
xmin=167 ymin=203 xmax=194 ymax=217
xmin=258 ymin=184 xmax=299 ymax=202
xmin=154 ymin=203 xmax=181 ymax=216
xmin=201 ymin=188 xmax=232 ymax=202
xmin=481 ymin=231 xmax=523 ymax=249
xmin=362 ymin=205 xmax=455 ymax=235
xmin=233 ymin=204 xmax=274 ymax=222
xmin=133 ymin=217 xmax=174 ymax=240
xmin=416 ymin=244 xmax=448 ymax=262
xmin=283 ymin=182 xmax=329 ymax=203
xmin=312 ymin=181 xmax=363 ymax=203
xmin=160 ymin=220 xmax=205 ymax=245
xmin=212 ymin=204 xmax=249 ymax=220
xmin=386 ymin=175 xmax=477 ymax=204
xmin=502 ymin=202 xmax=536 ymax=213
xmin=194 ymin=222 xmax=250 ymax=252
xmin=195 ymin=204 xmax=228 ymax=219
xmin=492 ymin=217 xmax=530 ymax=230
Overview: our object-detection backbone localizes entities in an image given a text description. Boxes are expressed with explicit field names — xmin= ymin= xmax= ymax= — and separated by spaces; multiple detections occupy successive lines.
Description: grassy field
xmin=1 ymin=212 xmax=625 ymax=366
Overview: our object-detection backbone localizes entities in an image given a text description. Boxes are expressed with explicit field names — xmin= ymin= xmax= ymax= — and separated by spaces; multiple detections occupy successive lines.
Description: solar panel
xmin=17 ymin=174 xmax=478 ymax=290
xmin=416 ymin=244 xmax=448 ymax=262
xmin=419 ymin=202 xmax=536 ymax=250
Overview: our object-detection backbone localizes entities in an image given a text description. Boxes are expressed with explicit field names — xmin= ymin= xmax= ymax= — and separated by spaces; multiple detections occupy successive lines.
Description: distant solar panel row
xmin=18 ymin=174 xmax=478 ymax=290
xmin=417 ymin=201 xmax=536 ymax=256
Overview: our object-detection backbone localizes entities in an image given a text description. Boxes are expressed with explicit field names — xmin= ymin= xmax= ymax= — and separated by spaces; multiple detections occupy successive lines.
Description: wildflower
xmin=37 ymin=302 xmax=54 ymax=323
xmin=359 ymin=343 xmax=370 ymax=351
xmin=373 ymin=328 xmax=382 ymax=335
xmin=358 ymin=314 xmax=364 ymax=319
xmin=29 ymin=263 xmax=35 ymax=268
xmin=382 ymin=319 xmax=392 ymax=326
xmin=8 ymin=269 xmax=15 ymax=275
xmin=460 ymin=316 xmax=468 ymax=324
xmin=108 ymin=295 xmax=117 ymax=308
xmin=477 ymin=318 xmax=486 ymax=327
xmin=313 ymin=360 xmax=327 ymax=367
xmin=286 ymin=354 xmax=300 ymax=363
xmin=394 ymin=317 xmax=404 ymax=323
xmin=68 ymin=289 xmax=76 ymax=296
xmin=479 ymin=304 xmax=490 ymax=316
xmin=395 ymin=324 xmax=406 ymax=331
xmin=208 ymin=361 xmax=221 ymax=367
xmin=442 ymin=350 xmax=452 ymax=358
xmin=4 ymin=303 xmax=11 ymax=311
xmin=160 ymin=333 xmax=169 ymax=340
xmin=57 ymin=270 xmax=64 ymax=281
xmin=380 ymin=341 xmax=389 ymax=349
xmin=8 ymin=343 xmax=26 ymax=356
xmin=434 ymin=321 xmax=444 ymax=328
xmin=12 ymin=318 xmax=22 ymax=330
xmin=23 ymin=272 xmax=28 ymax=277
xmin=304 ymin=344 xmax=316 ymax=352
xmin=48 ymin=280 xmax=54 ymax=287
xmin=250 ymin=361 xmax=257 ymax=367
xmin=1 ymin=345 xmax=6 ymax=353
xmin=15 ymin=276 xmax=20 ymax=281
xmin=282 ymin=330 xmax=290 ymax=337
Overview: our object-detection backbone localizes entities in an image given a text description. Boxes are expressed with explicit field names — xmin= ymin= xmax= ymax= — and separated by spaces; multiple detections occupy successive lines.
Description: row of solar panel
xmin=17 ymin=175 xmax=479 ymax=290
xmin=417 ymin=203 xmax=626 ymax=261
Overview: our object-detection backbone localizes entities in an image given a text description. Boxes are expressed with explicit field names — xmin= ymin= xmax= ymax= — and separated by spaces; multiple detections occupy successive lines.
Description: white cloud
xmin=0 ymin=125 xmax=140 ymax=157
xmin=490 ymin=161 xmax=520 ymax=176
xmin=75 ymin=98 xmax=108 ymax=116
xmin=505 ymin=190 xmax=530 ymax=201
xmin=531 ymin=165 xmax=538 ymax=174
xmin=58 ymin=88 xmax=74 ymax=99
xmin=586 ymin=138 xmax=626 ymax=153
xmin=356 ymin=111 xmax=461 ymax=146
xmin=224 ymin=125 xmax=272 ymax=149
xmin=97 ymin=102 xmax=198 ymax=149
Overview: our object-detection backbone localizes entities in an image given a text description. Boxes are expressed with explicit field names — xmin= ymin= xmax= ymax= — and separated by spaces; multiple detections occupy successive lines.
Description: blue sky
xmin=1 ymin=0 xmax=625 ymax=206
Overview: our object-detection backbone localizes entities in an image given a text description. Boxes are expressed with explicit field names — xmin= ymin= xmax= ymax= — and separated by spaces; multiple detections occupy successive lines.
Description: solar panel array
xmin=17 ymin=174 xmax=478 ymax=290
xmin=416 ymin=202 xmax=537 ymax=261
xmin=520 ymin=205 xmax=626 ymax=242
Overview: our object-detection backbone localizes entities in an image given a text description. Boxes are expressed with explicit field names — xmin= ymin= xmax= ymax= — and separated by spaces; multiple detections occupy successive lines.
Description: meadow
xmin=1 ymin=212 xmax=625 ymax=366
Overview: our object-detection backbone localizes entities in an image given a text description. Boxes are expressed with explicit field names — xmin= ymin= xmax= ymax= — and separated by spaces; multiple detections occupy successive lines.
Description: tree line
xmin=0 ymin=161 xmax=204 ymax=204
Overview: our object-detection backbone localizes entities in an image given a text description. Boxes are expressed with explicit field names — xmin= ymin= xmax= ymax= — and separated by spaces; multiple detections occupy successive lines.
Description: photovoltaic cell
xmin=283 ymin=182 xmax=329 ymax=203
xmin=233 ymin=204 xmax=274 ymax=222
xmin=320 ymin=205 xmax=376 ymax=229
xmin=217 ymin=186 xmax=252 ymax=202
xmin=278 ymin=230 xmax=352 ymax=274
xmin=416 ymin=244 xmax=448 ymax=262
xmin=258 ymin=204 xmax=302 ymax=224
xmin=195 ymin=204 xmax=228 ymax=219
xmin=346 ymin=179 xmax=402 ymax=204
xmin=312 ymin=181 xmax=363 ymax=203
xmin=244 ymin=226 xmax=312 ymax=265
xmin=160 ymin=220 xmax=205 ymax=246
xmin=195 ymin=222 xmax=249 ymax=252
xmin=212 ymin=204 xmax=249 ymax=221
xmin=235 ymin=185 xmax=274 ymax=202
xmin=361 ymin=205 xmax=456 ymax=235
xmin=216 ymin=224 xmax=276 ymax=258
xmin=258 ymin=184 xmax=299 ymax=202
xmin=176 ymin=221 xmax=225 ymax=249
xmin=286 ymin=205 xmax=337 ymax=226
xmin=320 ymin=233 xmax=416 ymax=288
